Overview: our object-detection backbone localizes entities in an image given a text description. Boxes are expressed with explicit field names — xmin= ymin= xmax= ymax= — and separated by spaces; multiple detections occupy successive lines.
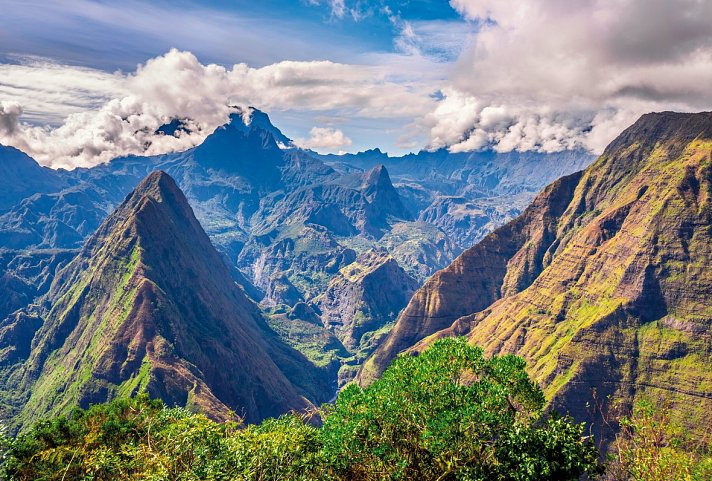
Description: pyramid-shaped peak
xmin=83 ymin=170 xmax=201 ymax=257
xmin=12 ymin=169 xmax=321 ymax=427
xmin=136 ymin=169 xmax=175 ymax=189
xmin=134 ymin=170 xmax=178 ymax=192
xmin=360 ymin=164 xmax=412 ymax=222
xmin=122 ymin=171 xmax=189 ymax=216
xmin=363 ymin=164 xmax=392 ymax=187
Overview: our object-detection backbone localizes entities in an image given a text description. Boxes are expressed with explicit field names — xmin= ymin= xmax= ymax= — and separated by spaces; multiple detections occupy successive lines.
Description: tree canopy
xmin=1 ymin=338 xmax=600 ymax=480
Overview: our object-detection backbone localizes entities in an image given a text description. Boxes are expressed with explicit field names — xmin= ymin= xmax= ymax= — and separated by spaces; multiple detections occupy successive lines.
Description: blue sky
xmin=0 ymin=0 xmax=476 ymax=160
xmin=0 ymin=0 xmax=465 ymax=69
xmin=1 ymin=0 xmax=711 ymax=169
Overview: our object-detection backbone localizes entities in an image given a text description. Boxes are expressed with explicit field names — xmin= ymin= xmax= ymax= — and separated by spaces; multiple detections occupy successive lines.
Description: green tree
xmin=320 ymin=337 xmax=600 ymax=480
xmin=1 ymin=338 xmax=601 ymax=480
xmin=1 ymin=394 xmax=165 ymax=480
xmin=0 ymin=396 xmax=321 ymax=481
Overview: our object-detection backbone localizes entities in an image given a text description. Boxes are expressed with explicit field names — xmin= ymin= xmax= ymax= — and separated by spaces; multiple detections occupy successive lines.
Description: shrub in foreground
xmin=605 ymin=400 xmax=712 ymax=481
xmin=321 ymin=337 xmax=600 ymax=480
xmin=1 ymin=338 xmax=601 ymax=480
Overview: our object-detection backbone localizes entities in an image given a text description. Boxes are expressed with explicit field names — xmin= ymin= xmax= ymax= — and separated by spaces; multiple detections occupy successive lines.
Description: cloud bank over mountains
xmin=0 ymin=51 xmax=435 ymax=168
xmin=437 ymin=0 xmax=712 ymax=153
xmin=1 ymin=0 xmax=711 ymax=168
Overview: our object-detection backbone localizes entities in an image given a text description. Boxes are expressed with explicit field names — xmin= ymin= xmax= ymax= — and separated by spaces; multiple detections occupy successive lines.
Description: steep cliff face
xmin=360 ymin=112 xmax=712 ymax=441
xmin=320 ymin=249 xmax=418 ymax=352
xmin=358 ymin=170 xmax=583 ymax=385
xmin=418 ymin=195 xmax=520 ymax=248
xmin=1 ymin=171 xmax=329 ymax=430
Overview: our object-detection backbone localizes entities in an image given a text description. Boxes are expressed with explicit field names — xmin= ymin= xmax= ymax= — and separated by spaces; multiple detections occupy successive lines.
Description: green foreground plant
xmin=1 ymin=338 xmax=600 ymax=480
xmin=605 ymin=400 xmax=712 ymax=481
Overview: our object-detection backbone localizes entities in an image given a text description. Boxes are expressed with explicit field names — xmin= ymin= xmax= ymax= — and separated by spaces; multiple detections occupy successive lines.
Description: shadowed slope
xmin=360 ymin=112 xmax=712 ymax=442
xmin=3 ymin=171 xmax=329 ymax=429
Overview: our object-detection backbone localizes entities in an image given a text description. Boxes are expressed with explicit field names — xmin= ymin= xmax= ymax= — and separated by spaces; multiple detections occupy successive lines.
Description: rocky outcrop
xmin=1 ymin=172 xmax=330 ymax=430
xmin=319 ymin=249 xmax=418 ymax=352
xmin=239 ymin=225 xmax=357 ymax=304
xmin=360 ymin=112 xmax=712 ymax=443
xmin=262 ymin=274 xmax=303 ymax=307
xmin=418 ymin=195 xmax=523 ymax=247
xmin=377 ymin=221 xmax=462 ymax=282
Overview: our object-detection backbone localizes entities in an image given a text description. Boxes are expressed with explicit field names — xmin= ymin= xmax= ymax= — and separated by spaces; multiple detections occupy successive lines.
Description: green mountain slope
xmin=360 ymin=112 xmax=712 ymax=441
xmin=0 ymin=171 xmax=331 ymax=430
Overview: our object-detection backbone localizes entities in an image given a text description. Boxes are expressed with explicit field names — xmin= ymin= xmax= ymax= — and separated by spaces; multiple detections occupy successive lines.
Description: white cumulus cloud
xmin=2 ymin=1 xmax=712 ymax=167
xmin=295 ymin=127 xmax=352 ymax=151
xmin=430 ymin=0 xmax=712 ymax=153
xmin=0 ymin=50 xmax=436 ymax=168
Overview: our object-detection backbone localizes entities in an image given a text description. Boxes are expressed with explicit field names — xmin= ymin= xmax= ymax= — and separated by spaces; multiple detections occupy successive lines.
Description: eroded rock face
xmin=359 ymin=170 xmax=583 ymax=385
xmin=318 ymin=249 xmax=418 ymax=386
xmin=320 ymin=249 xmax=418 ymax=352
xmin=239 ymin=224 xmax=358 ymax=305
xmin=0 ymin=172 xmax=330 ymax=430
xmin=418 ymin=195 xmax=522 ymax=248
xmin=377 ymin=221 xmax=462 ymax=282
xmin=360 ymin=112 xmax=712 ymax=443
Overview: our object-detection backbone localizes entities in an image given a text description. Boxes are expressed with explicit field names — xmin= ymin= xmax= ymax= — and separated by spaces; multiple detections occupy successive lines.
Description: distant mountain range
xmin=0 ymin=107 xmax=592 ymax=397
xmin=359 ymin=111 xmax=712 ymax=444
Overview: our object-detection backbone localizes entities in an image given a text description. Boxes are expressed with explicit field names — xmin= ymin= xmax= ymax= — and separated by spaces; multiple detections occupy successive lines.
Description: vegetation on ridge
xmin=604 ymin=400 xmax=712 ymax=481
xmin=0 ymin=338 xmax=600 ymax=480
xmin=362 ymin=113 xmax=712 ymax=445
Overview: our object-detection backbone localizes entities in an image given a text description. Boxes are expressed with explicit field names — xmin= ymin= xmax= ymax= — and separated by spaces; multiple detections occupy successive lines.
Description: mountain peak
xmin=360 ymin=164 xmax=413 ymax=226
xmin=360 ymin=147 xmax=386 ymax=157
xmin=132 ymin=170 xmax=179 ymax=197
xmin=227 ymin=106 xmax=292 ymax=147
xmin=635 ymin=110 xmax=712 ymax=131
xmin=363 ymin=164 xmax=392 ymax=188
xmin=9 ymin=171 xmax=325 ymax=428
xmin=606 ymin=111 xmax=712 ymax=158
xmin=108 ymin=170 xmax=197 ymax=242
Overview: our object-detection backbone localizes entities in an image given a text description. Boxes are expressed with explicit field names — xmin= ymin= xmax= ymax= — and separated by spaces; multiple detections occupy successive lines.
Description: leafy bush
xmin=606 ymin=400 xmax=712 ymax=481
xmin=1 ymin=396 xmax=321 ymax=481
xmin=1 ymin=338 xmax=601 ymax=480
xmin=320 ymin=337 xmax=600 ymax=480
